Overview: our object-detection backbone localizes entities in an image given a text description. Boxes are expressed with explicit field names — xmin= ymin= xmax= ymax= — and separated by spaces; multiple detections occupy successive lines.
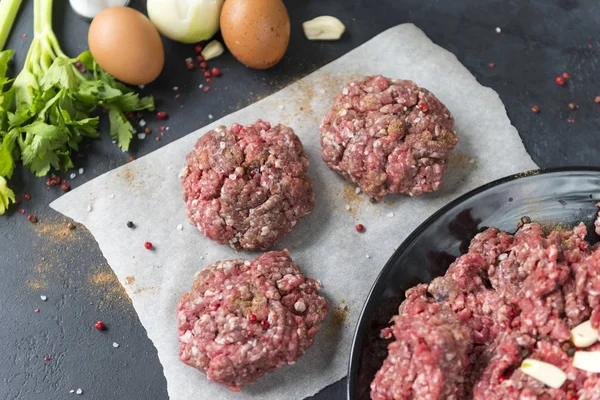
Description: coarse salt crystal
xmin=199 ymin=84 xmax=204 ymax=89
xmin=166 ymin=127 xmax=170 ymax=131
xmin=208 ymin=114 xmax=213 ymax=119
xmin=70 ymin=173 xmax=76 ymax=179
xmin=76 ymin=389 xmax=83 ymax=395
xmin=109 ymin=194 xmax=115 ymax=199
xmin=112 ymin=342 xmax=119 ymax=348
xmin=78 ymin=168 xmax=84 ymax=174
xmin=219 ymin=142 xmax=226 ymax=149
xmin=229 ymin=174 xmax=237 ymax=180
xmin=139 ymin=119 xmax=146 ymax=127
xmin=342 ymin=87 xmax=349 ymax=95
xmin=185 ymin=57 xmax=193 ymax=63
xmin=366 ymin=254 xmax=370 ymax=259
xmin=138 ymin=84 xmax=145 ymax=89
xmin=87 ymin=205 xmax=92 ymax=212
xmin=111 ymin=140 xmax=116 ymax=144
xmin=355 ymin=187 xmax=361 ymax=194
xmin=244 ymin=261 xmax=251 ymax=266
xmin=388 ymin=212 xmax=394 ymax=218
xmin=495 ymin=27 xmax=501 ymax=33
xmin=177 ymin=224 xmax=183 ymax=231
xmin=345 ymin=204 xmax=351 ymax=211
xmin=138 ymin=133 xmax=146 ymax=140
xmin=172 ymin=86 xmax=179 ymax=91
xmin=40 ymin=295 xmax=47 ymax=301
xmin=70 ymin=390 xmax=74 ymax=394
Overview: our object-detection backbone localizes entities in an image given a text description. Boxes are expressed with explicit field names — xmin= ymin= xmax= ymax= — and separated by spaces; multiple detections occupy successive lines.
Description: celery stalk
xmin=0 ymin=0 xmax=23 ymax=51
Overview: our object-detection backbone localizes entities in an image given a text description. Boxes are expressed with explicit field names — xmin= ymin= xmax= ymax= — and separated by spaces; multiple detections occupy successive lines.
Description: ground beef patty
xmin=181 ymin=120 xmax=314 ymax=251
xmin=176 ymin=250 xmax=329 ymax=391
xmin=320 ymin=75 xmax=458 ymax=200
xmin=372 ymin=220 xmax=600 ymax=399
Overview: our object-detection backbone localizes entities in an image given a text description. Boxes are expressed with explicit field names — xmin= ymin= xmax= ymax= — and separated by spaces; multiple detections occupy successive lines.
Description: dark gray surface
xmin=1 ymin=0 xmax=599 ymax=399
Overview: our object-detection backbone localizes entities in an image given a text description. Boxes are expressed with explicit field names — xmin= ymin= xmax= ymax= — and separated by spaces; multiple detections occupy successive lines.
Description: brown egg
xmin=88 ymin=7 xmax=164 ymax=85
xmin=220 ymin=0 xmax=290 ymax=70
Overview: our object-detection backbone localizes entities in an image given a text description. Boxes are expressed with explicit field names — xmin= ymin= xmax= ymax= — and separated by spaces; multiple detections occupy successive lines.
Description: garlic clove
xmin=201 ymin=40 xmax=224 ymax=61
xmin=302 ymin=16 xmax=345 ymax=41
xmin=519 ymin=358 xmax=567 ymax=389
xmin=571 ymin=320 xmax=599 ymax=348
xmin=573 ymin=351 xmax=600 ymax=373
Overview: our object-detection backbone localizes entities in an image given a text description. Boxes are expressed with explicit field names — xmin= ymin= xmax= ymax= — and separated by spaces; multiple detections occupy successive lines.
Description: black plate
xmin=347 ymin=167 xmax=600 ymax=400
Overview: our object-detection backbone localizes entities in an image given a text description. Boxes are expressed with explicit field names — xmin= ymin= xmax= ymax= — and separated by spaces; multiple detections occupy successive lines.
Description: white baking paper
xmin=51 ymin=24 xmax=537 ymax=399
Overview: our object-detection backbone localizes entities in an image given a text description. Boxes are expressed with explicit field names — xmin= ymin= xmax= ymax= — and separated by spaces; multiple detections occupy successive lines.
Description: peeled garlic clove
xmin=201 ymin=40 xmax=224 ymax=61
xmin=571 ymin=320 xmax=599 ymax=348
xmin=520 ymin=358 xmax=567 ymax=389
xmin=573 ymin=351 xmax=600 ymax=373
xmin=303 ymin=16 xmax=345 ymax=41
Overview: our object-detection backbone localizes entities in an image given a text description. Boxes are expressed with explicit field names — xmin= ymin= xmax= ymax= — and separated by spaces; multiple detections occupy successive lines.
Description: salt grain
xmin=355 ymin=187 xmax=361 ymax=194
xmin=78 ymin=168 xmax=84 ymax=174
xmin=40 ymin=295 xmax=47 ymax=301
xmin=229 ymin=174 xmax=237 ymax=180
xmin=387 ymin=212 xmax=394 ymax=218
xmin=344 ymin=204 xmax=351 ymax=211
xmin=138 ymin=84 xmax=145 ymax=89
xmin=342 ymin=87 xmax=349 ymax=95
xmin=366 ymin=254 xmax=370 ymax=259
xmin=87 ymin=205 xmax=92 ymax=212
xmin=177 ymin=224 xmax=183 ymax=231
xmin=138 ymin=133 xmax=146 ymax=140
xmin=495 ymin=27 xmax=501 ymax=33
xmin=112 ymin=342 xmax=119 ymax=348
xmin=172 ymin=86 xmax=179 ymax=91
xmin=139 ymin=119 xmax=146 ymax=127
xmin=70 ymin=173 xmax=76 ymax=179
xmin=244 ymin=261 xmax=251 ymax=266
xmin=199 ymin=84 xmax=204 ymax=89
xmin=208 ymin=114 xmax=213 ymax=119
xmin=76 ymin=389 xmax=83 ymax=395
xmin=109 ymin=194 xmax=115 ymax=199
xmin=70 ymin=390 xmax=74 ymax=394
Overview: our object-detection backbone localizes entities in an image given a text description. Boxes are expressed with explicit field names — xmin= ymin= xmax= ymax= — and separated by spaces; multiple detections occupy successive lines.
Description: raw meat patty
xmin=320 ymin=75 xmax=458 ymax=200
xmin=181 ymin=120 xmax=314 ymax=251
xmin=176 ymin=250 xmax=329 ymax=391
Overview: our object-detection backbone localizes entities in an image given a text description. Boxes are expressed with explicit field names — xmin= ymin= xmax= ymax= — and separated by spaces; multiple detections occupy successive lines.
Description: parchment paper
xmin=51 ymin=24 xmax=537 ymax=399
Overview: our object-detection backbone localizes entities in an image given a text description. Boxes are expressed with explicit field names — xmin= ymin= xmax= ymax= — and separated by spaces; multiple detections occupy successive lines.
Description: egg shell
xmin=220 ymin=0 xmax=290 ymax=70
xmin=88 ymin=7 xmax=165 ymax=85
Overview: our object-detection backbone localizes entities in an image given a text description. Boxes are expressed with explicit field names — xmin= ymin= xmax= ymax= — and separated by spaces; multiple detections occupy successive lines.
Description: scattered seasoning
xmin=35 ymin=308 xmax=40 ymax=312
xmin=211 ymin=67 xmax=221 ymax=77
xmin=137 ymin=133 xmax=146 ymax=140
xmin=79 ymin=67 xmax=86 ymax=73
xmin=24 ymin=193 xmax=31 ymax=200
xmin=28 ymin=214 xmax=38 ymax=223
xmin=488 ymin=62 xmax=495 ymax=68
xmin=203 ymin=86 xmax=210 ymax=93
xmin=568 ymin=103 xmax=578 ymax=110
xmin=157 ymin=111 xmax=168 ymax=120
xmin=194 ymin=44 xmax=203 ymax=53
xmin=175 ymin=93 xmax=181 ymax=99
xmin=75 ymin=61 xmax=82 ymax=68
xmin=76 ymin=388 xmax=83 ymax=395
xmin=204 ymin=70 xmax=211 ymax=78
xmin=366 ymin=254 xmax=370 ymax=259
xmin=356 ymin=223 xmax=365 ymax=233
xmin=562 ymin=72 xmax=571 ymax=79
xmin=196 ymin=55 xmax=204 ymax=63
xmin=19 ymin=209 xmax=25 ymax=214
xmin=155 ymin=136 xmax=161 ymax=141
xmin=158 ymin=125 xmax=166 ymax=132
xmin=40 ymin=295 xmax=47 ymax=301
xmin=418 ymin=101 xmax=429 ymax=113
xmin=208 ymin=114 xmax=213 ymax=119
xmin=144 ymin=127 xmax=152 ymax=134
xmin=498 ymin=375 xmax=507 ymax=383
xmin=60 ymin=182 xmax=70 ymax=191
xmin=206 ymin=77 xmax=213 ymax=83
xmin=387 ymin=212 xmax=394 ymax=218
xmin=127 ymin=221 xmax=135 ymax=228
xmin=200 ymin=61 xmax=208 ymax=69
xmin=185 ymin=61 xmax=195 ymax=70
xmin=20 ymin=33 xmax=27 ymax=39
xmin=44 ymin=356 xmax=51 ymax=361
xmin=261 ymin=320 xmax=270 ymax=329
xmin=15 ymin=198 xmax=22 ymax=204
xmin=127 ymin=155 xmax=136 ymax=162
xmin=67 ymin=223 xmax=76 ymax=230
xmin=176 ymin=224 xmax=183 ymax=231
xmin=172 ymin=86 xmax=179 ymax=91
xmin=556 ymin=76 xmax=566 ymax=86
xmin=144 ymin=241 xmax=153 ymax=250
xmin=531 ymin=105 xmax=540 ymax=113
xmin=112 ymin=342 xmax=119 ymax=348
xmin=567 ymin=119 xmax=575 ymax=123
xmin=87 ymin=205 xmax=93 ymax=212
xmin=248 ymin=314 xmax=257 ymax=322
xmin=593 ymin=96 xmax=600 ymax=103
xmin=495 ymin=27 xmax=501 ymax=33
xmin=94 ymin=320 xmax=106 ymax=330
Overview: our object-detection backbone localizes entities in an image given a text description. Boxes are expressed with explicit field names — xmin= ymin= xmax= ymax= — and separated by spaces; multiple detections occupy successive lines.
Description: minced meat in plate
xmin=181 ymin=120 xmax=314 ymax=251
xmin=320 ymin=75 xmax=458 ymax=200
xmin=177 ymin=250 xmax=329 ymax=391
xmin=371 ymin=220 xmax=600 ymax=400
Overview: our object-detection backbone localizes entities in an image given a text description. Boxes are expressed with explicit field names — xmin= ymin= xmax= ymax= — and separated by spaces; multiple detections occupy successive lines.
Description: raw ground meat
xmin=181 ymin=120 xmax=314 ymax=251
xmin=319 ymin=75 xmax=458 ymax=200
xmin=371 ymin=220 xmax=600 ymax=400
xmin=176 ymin=250 xmax=329 ymax=391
